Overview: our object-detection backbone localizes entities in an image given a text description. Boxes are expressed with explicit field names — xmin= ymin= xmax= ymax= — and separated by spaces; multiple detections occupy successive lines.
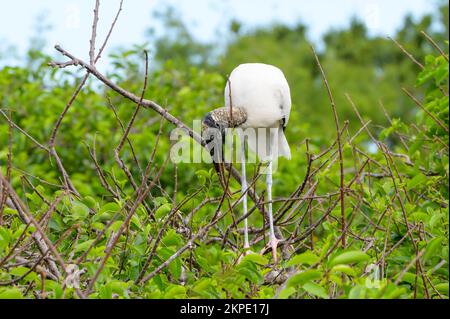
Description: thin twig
xmin=311 ymin=45 xmax=346 ymax=247
xmin=402 ymin=87 xmax=448 ymax=133
xmin=421 ymin=30 xmax=449 ymax=62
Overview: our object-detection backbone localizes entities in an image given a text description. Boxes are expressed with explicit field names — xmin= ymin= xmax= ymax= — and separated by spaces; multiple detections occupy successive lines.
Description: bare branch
xmin=89 ymin=0 xmax=100 ymax=65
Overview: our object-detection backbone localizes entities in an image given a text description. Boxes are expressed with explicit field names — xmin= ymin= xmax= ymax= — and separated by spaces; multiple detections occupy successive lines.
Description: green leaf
xmin=237 ymin=260 xmax=263 ymax=284
xmin=92 ymin=222 xmax=105 ymax=231
xmin=195 ymin=169 xmax=210 ymax=183
xmin=286 ymin=251 xmax=319 ymax=267
xmin=110 ymin=220 xmax=123 ymax=232
xmin=435 ymin=282 xmax=449 ymax=296
xmin=71 ymin=201 xmax=90 ymax=220
xmin=161 ymin=229 xmax=183 ymax=247
xmin=95 ymin=202 xmax=120 ymax=221
xmin=424 ymin=237 xmax=444 ymax=262
xmin=239 ymin=268 xmax=260 ymax=284
xmin=153 ymin=197 xmax=168 ymax=207
xmin=155 ymin=203 xmax=172 ymax=219
xmin=130 ymin=214 xmax=142 ymax=229
xmin=331 ymin=264 xmax=356 ymax=277
xmin=287 ymin=270 xmax=322 ymax=287
xmin=395 ymin=272 xmax=416 ymax=285
xmin=0 ymin=227 xmax=11 ymax=246
xmin=110 ymin=281 xmax=129 ymax=297
xmin=74 ymin=239 xmax=95 ymax=253
xmin=192 ymin=278 xmax=220 ymax=298
xmin=240 ymin=252 xmax=268 ymax=265
xmin=158 ymin=248 xmax=182 ymax=279
xmin=99 ymin=283 xmax=112 ymax=299
xmin=303 ymin=282 xmax=328 ymax=299
xmin=3 ymin=207 xmax=18 ymax=216
xmin=0 ymin=288 xmax=23 ymax=299
xmin=83 ymin=196 xmax=97 ymax=209
xmin=406 ymin=174 xmax=427 ymax=190
xmin=348 ymin=285 xmax=366 ymax=299
xmin=10 ymin=266 xmax=38 ymax=281
xmin=99 ymin=202 xmax=120 ymax=215
xmin=163 ymin=285 xmax=186 ymax=299
xmin=384 ymin=286 xmax=407 ymax=299
xmin=330 ymin=250 xmax=370 ymax=267
xmin=278 ymin=287 xmax=296 ymax=299
xmin=429 ymin=213 xmax=444 ymax=229
xmin=410 ymin=212 xmax=429 ymax=223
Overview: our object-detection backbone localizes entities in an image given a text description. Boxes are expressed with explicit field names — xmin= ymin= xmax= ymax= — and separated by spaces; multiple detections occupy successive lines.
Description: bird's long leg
xmin=241 ymin=139 xmax=250 ymax=251
xmin=266 ymin=158 xmax=279 ymax=263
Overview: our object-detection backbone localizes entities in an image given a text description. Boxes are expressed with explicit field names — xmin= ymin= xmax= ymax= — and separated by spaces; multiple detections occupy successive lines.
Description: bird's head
xmin=202 ymin=107 xmax=247 ymax=196
xmin=202 ymin=107 xmax=247 ymax=154
xmin=202 ymin=106 xmax=247 ymax=132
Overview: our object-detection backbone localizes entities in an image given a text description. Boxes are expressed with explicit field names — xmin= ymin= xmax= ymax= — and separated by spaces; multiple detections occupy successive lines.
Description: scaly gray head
xmin=202 ymin=107 xmax=247 ymax=132
xmin=202 ymin=107 xmax=247 ymax=157
xmin=202 ymin=107 xmax=247 ymax=196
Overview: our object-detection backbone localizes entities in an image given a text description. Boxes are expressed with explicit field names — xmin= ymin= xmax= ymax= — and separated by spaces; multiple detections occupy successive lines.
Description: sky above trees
xmin=0 ymin=0 xmax=437 ymax=69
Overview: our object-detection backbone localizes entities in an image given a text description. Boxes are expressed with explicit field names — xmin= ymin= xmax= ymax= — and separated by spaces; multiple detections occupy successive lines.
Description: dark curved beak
xmin=203 ymin=113 xmax=231 ymax=197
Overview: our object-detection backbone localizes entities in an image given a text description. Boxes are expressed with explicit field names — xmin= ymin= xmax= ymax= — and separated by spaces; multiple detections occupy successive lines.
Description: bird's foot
xmin=260 ymin=237 xmax=280 ymax=265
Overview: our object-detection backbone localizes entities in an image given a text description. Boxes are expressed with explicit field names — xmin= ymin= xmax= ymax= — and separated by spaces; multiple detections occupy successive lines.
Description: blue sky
xmin=0 ymin=0 xmax=441 ymax=70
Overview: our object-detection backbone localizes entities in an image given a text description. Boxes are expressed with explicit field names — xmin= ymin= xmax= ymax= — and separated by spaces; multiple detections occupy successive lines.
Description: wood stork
xmin=203 ymin=63 xmax=292 ymax=263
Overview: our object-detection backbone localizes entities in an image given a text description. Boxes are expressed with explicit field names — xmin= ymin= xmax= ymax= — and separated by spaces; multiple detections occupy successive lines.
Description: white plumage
xmin=223 ymin=63 xmax=293 ymax=262
xmin=225 ymin=63 xmax=292 ymax=160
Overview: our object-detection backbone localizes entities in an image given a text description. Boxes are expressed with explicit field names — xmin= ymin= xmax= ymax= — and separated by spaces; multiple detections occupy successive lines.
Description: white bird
xmin=203 ymin=63 xmax=292 ymax=263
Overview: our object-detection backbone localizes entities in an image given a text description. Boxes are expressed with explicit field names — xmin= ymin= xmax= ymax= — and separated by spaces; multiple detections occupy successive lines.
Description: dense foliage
xmin=0 ymin=3 xmax=448 ymax=299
